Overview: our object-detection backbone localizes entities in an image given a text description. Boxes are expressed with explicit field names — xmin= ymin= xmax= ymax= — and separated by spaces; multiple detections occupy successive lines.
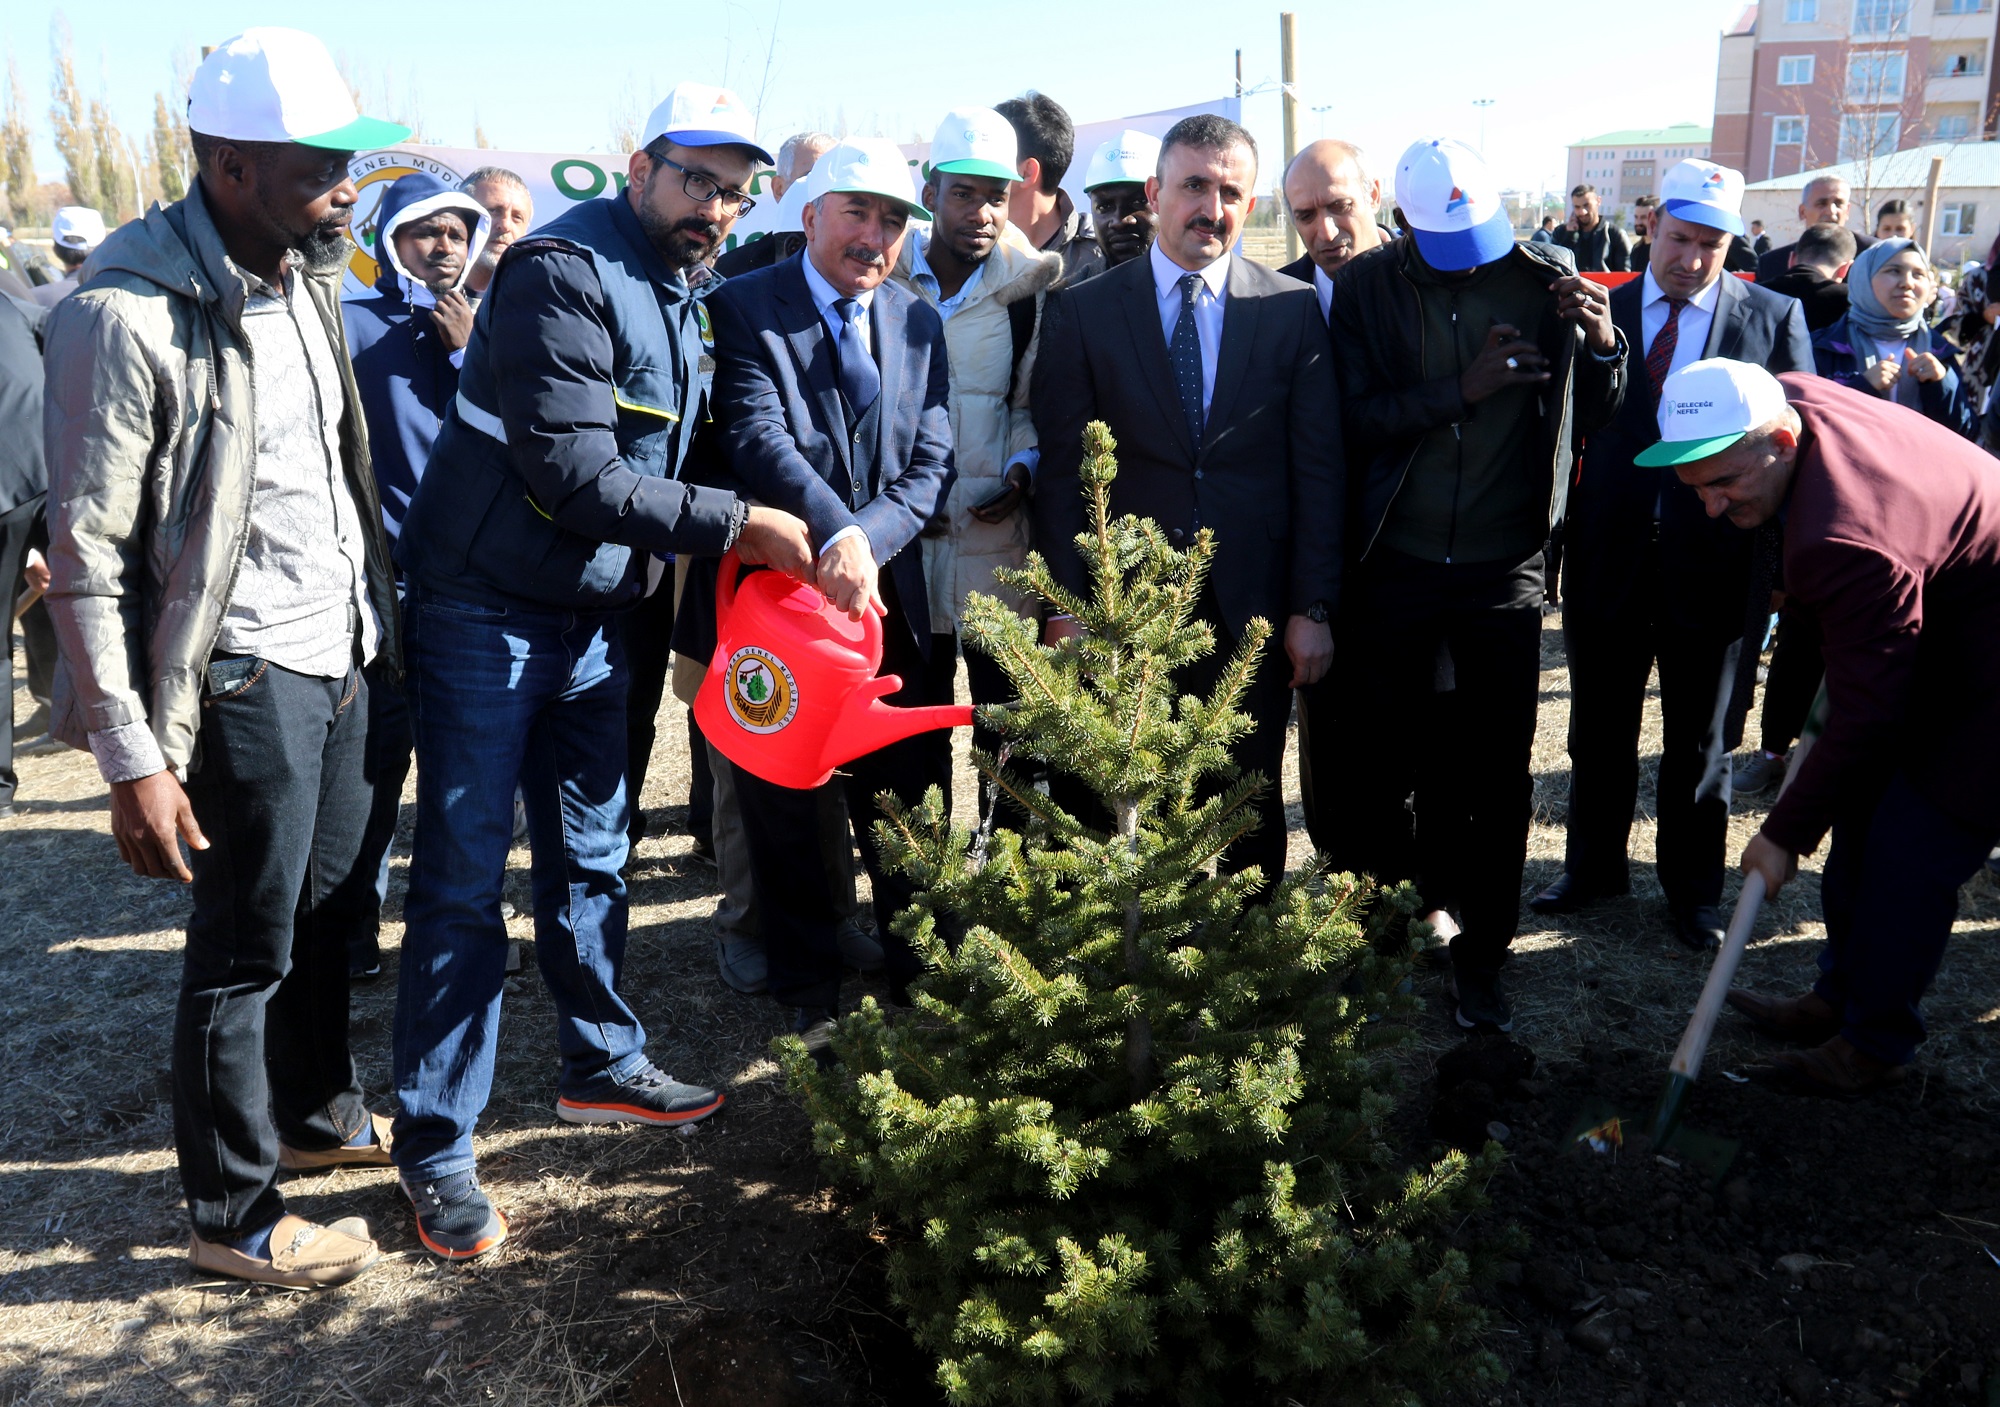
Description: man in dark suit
xmin=700 ymin=137 xmax=954 ymax=1043
xmin=1756 ymin=223 xmax=1855 ymax=332
xmin=1535 ymin=160 xmax=1813 ymax=951
xmin=1277 ymin=139 xmax=1386 ymax=321
xmin=1754 ymin=174 xmax=1873 ymax=283
xmin=1032 ymin=112 xmax=1342 ymax=891
xmin=1323 ymin=137 xmax=1626 ymax=1033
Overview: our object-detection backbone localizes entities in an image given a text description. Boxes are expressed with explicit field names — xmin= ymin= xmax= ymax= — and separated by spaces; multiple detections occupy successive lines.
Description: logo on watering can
xmin=723 ymin=646 xmax=799 ymax=733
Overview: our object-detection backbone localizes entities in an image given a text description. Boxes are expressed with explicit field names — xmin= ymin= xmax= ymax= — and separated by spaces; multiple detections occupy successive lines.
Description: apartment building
xmin=1563 ymin=124 xmax=1716 ymax=222
xmin=1712 ymin=0 xmax=2000 ymax=183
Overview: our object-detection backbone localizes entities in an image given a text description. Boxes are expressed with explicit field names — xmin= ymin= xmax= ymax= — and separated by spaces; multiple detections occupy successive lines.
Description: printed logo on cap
xmin=1445 ymin=186 xmax=1472 ymax=216
xmin=725 ymin=646 xmax=799 ymax=734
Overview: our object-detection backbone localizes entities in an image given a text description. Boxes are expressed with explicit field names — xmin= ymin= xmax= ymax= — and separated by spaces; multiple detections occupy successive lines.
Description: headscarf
xmin=1844 ymin=236 xmax=1932 ymax=353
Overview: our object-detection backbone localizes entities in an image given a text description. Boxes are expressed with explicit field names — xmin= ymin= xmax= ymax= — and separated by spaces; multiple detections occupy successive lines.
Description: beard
xmin=298 ymin=217 xmax=353 ymax=276
xmin=636 ymin=171 xmax=720 ymax=270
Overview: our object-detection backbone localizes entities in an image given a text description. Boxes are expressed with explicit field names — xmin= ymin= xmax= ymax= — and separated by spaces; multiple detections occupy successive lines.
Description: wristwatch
xmin=1303 ymin=600 xmax=1330 ymax=624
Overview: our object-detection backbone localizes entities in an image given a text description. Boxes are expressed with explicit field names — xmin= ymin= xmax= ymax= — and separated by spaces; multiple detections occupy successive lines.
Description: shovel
xmin=1645 ymin=683 xmax=1830 ymax=1149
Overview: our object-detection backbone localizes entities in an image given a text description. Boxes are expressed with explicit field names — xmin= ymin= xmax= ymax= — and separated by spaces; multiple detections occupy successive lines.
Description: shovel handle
xmin=1667 ymin=869 xmax=1768 ymax=1083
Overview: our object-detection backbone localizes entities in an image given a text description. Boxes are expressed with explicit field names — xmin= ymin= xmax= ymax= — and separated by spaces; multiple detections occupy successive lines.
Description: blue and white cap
xmin=1394 ymin=137 xmax=1514 ymax=272
xmin=1658 ymin=159 xmax=1745 ymax=238
xmin=640 ymin=83 xmax=774 ymax=165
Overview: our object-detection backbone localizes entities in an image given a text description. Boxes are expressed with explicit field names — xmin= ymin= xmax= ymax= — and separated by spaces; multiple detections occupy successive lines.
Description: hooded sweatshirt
xmin=342 ymin=173 xmax=490 ymax=542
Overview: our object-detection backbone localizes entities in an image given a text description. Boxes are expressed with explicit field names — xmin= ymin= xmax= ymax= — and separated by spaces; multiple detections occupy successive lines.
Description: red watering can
xmin=693 ymin=550 xmax=974 ymax=790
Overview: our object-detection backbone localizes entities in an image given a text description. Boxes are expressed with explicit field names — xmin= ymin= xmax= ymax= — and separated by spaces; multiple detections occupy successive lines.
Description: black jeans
xmin=920 ymin=629 xmax=1031 ymax=824
xmin=1759 ymin=608 xmax=1823 ymax=756
xmin=0 ymin=495 xmax=44 ymax=808
xmin=1317 ymin=548 xmax=1545 ymax=978
xmin=620 ymin=577 xmax=677 ymax=850
xmin=176 ymin=656 xmax=375 ymax=1240
xmin=1562 ymin=540 xmax=1736 ymax=913
xmin=352 ymin=657 xmax=413 ymax=970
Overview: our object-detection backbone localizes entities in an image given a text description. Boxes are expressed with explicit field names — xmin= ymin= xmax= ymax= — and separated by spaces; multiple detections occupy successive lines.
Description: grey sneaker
xmin=1449 ymin=967 xmax=1514 ymax=1034
xmin=1733 ymin=749 xmax=1787 ymax=796
xmin=716 ymin=934 xmax=768 ymax=994
xmin=836 ymin=919 xmax=884 ymax=973
xmin=556 ymin=1061 xmax=725 ymax=1127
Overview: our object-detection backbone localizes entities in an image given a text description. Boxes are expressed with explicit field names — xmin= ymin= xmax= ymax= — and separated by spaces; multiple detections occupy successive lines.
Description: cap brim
xmin=1662 ymin=198 xmax=1745 ymax=238
xmin=1410 ymin=207 xmax=1517 ymax=272
xmin=932 ymin=157 xmax=1018 ymax=183
xmin=1633 ymin=430 xmax=1747 ymax=467
xmin=659 ymin=129 xmax=776 ymax=165
xmin=295 ymin=115 xmax=412 ymax=151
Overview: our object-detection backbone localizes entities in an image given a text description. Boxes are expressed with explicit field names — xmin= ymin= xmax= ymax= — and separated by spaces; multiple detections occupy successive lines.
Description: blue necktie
xmin=1170 ymin=272 xmax=1205 ymax=449
xmin=834 ymin=297 xmax=879 ymax=420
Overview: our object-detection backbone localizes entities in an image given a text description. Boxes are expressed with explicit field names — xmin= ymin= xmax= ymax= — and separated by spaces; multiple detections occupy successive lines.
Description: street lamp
xmin=1312 ymin=103 xmax=1333 ymax=139
xmin=1464 ymin=98 xmax=1496 ymax=154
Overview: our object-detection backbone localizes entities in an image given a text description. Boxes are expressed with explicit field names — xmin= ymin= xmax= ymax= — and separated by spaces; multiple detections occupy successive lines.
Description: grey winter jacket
xmin=40 ymin=181 xmax=399 ymax=780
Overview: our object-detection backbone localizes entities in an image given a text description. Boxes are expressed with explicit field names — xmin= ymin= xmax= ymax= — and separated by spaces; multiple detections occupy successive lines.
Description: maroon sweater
xmin=1765 ymin=373 xmax=2000 ymax=853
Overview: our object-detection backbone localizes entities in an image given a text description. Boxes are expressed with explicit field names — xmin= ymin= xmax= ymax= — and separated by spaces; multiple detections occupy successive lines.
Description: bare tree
xmin=90 ymin=96 xmax=136 ymax=220
xmin=0 ymin=57 xmax=31 ymax=226
xmin=607 ymin=78 xmax=645 ymax=154
xmin=474 ymin=116 xmax=492 ymax=150
xmin=48 ymin=17 xmax=97 ymax=211
xmin=152 ymin=90 xmax=187 ymax=202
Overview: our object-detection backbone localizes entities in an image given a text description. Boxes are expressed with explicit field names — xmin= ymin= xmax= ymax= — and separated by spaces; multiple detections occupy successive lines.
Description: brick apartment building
xmin=1712 ymin=0 xmax=2000 ymax=184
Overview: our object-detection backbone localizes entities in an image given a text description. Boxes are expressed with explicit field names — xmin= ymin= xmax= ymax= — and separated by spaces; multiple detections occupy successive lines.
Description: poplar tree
xmin=784 ymin=424 xmax=1503 ymax=1406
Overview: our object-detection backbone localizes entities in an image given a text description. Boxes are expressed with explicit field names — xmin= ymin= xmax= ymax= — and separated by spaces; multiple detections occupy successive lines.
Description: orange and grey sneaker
xmin=555 ymin=1061 xmax=725 ymax=1127
xmin=189 ymin=1213 xmax=379 ymax=1289
xmin=277 ymin=1112 xmax=394 ymax=1171
xmin=402 ymin=1171 xmax=508 ymax=1261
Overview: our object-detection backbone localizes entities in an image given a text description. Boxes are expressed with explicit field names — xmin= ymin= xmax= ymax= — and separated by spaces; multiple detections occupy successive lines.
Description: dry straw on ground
xmin=1 ymin=615 xmax=1994 ymax=1404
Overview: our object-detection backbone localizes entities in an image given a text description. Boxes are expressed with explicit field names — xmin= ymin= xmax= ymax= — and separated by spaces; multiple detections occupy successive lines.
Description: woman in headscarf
xmin=1813 ymin=238 xmax=1977 ymax=438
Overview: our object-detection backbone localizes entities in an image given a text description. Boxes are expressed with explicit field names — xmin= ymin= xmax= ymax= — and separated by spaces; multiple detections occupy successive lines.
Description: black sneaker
xmin=792 ymin=1006 xmax=838 ymax=1069
xmin=1450 ymin=968 xmax=1514 ymax=1033
xmin=403 ymin=1171 xmax=508 ymax=1261
xmin=555 ymin=1061 xmax=725 ymax=1127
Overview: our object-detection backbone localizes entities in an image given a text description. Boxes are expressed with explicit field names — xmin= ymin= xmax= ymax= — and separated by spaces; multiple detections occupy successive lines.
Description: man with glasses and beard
xmin=39 ymin=28 xmax=411 ymax=1288
xmin=390 ymin=82 xmax=815 ymax=1262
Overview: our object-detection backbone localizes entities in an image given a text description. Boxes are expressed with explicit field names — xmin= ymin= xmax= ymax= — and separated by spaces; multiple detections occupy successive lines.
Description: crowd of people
xmin=3 ymin=25 xmax=1998 ymax=1293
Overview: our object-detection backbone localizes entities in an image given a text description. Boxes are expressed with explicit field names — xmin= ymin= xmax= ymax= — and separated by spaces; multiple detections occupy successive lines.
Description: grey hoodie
xmin=40 ymin=181 xmax=398 ymax=781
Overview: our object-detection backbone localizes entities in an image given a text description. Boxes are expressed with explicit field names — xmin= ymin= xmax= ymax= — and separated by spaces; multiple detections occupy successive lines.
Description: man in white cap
xmin=31 ymin=205 xmax=106 ymax=308
xmin=1277 ymin=140 xmax=1384 ymax=320
xmin=40 ymin=26 xmax=414 ymax=1288
xmin=694 ymin=136 xmax=954 ymax=1048
xmin=1534 ymin=159 xmax=1811 ymax=956
xmin=1081 ymin=130 xmax=1161 ymax=272
xmin=1647 ymin=359 xmax=2000 ymax=1095
xmin=1033 ymin=113 xmax=1341 ymax=896
xmin=1321 ymin=136 xmax=1626 ymax=1034
xmin=391 ymin=81 xmax=813 ymax=1261
xmin=893 ymin=108 xmax=1061 ymax=814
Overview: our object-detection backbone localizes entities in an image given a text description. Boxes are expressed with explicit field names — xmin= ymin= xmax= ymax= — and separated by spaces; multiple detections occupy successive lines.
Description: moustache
xmin=842 ymin=245 xmax=887 ymax=269
xmin=1183 ymin=217 xmax=1225 ymax=237
xmin=676 ymin=216 xmax=721 ymax=244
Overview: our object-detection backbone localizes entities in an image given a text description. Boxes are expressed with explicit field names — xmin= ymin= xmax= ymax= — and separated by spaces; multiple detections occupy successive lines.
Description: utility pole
xmin=1473 ymin=98 xmax=1495 ymax=155
xmin=1281 ymin=11 xmax=1300 ymax=261
xmin=1235 ymin=49 xmax=1243 ymax=101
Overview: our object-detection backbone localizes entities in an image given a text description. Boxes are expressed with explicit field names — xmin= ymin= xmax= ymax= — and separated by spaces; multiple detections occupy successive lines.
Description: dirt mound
xmin=1441 ymin=1040 xmax=2000 ymax=1406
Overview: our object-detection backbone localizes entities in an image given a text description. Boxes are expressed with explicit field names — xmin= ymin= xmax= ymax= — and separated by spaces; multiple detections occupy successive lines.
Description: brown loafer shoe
xmin=1725 ymin=988 xmax=1840 ymax=1045
xmin=1755 ymin=1036 xmax=1910 ymax=1099
xmin=278 ymin=1113 xmax=394 ymax=1171
xmin=189 ymin=1213 xmax=380 ymax=1289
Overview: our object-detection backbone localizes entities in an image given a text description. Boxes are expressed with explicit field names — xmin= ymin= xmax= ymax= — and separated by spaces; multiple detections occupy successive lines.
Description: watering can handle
xmin=717 ymin=547 xmax=742 ymax=615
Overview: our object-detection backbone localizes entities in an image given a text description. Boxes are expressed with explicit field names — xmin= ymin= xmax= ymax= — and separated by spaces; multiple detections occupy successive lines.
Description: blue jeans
xmin=392 ymin=586 xmax=649 ymax=1180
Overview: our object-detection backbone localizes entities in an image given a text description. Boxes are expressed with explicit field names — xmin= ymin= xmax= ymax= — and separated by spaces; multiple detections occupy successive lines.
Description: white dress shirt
xmin=1312 ymin=264 xmax=1334 ymax=322
xmin=801 ymin=253 xmax=877 ymax=558
xmin=1640 ymin=268 xmax=1722 ymax=375
xmin=1150 ymin=241 xmax=1228 ymax=417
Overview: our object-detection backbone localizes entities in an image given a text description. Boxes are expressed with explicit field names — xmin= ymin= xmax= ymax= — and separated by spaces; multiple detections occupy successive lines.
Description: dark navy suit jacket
xmin=698 ymin=252 xmax=955 ymax=656
xmin=1563 ymin=273 xmax=1813 ymax=633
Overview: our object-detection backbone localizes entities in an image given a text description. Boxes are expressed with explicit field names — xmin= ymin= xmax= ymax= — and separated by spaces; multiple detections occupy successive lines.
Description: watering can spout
xmin=822 ymin=675 xmax=975 ymax=773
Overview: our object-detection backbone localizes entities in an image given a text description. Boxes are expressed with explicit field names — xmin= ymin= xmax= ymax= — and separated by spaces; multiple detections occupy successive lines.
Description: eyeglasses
xmin=648 ymin=150 xmax=757 ymax=216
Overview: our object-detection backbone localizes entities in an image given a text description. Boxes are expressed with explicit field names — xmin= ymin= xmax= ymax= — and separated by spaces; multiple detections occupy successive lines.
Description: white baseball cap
xmin=52 ymin=206 xmax=107 ymax=252
xmin=1635 ymin=358 xmax=1792 ymax=467
xmin=805 ymin=138 xmax=930 ymax=220
xmin=773 ymin=180 xmax=810 ymax=234
xmin=1658 ymin=158 xmax=1746 ymax=238
xmin=1084 ymin=130 xmax=1162 ymax=191
xmin=1393 ymin=137 xmax=1514 ymax=272
xmin=640 ymin=83 xmax=774 ymax=165
xmin=187 ymin=28 xmax=409 ymax=150
xmin=928 ymin=108 xmax=1017 ymax=183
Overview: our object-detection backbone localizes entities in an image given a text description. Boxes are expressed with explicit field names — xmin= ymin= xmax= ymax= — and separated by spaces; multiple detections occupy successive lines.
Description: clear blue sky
xmin=3 ymin=0 xmax=1747 ymax=197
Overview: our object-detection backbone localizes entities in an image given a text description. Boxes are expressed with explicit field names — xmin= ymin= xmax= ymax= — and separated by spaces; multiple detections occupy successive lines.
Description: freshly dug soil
xmin=1438 ymin=1036 xmax=2000 ymax=1407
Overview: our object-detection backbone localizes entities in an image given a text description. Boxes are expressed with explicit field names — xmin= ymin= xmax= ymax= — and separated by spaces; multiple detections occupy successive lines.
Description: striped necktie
xmin=1646 ymin=298 xmax=1687 ymax=399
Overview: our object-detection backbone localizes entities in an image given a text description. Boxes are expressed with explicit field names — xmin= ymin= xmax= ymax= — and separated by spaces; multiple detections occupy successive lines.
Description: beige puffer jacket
xmin=893 ymin=231 xmax=1062 ymax=632
xmin=40 ymin=182 xmax=398 ymax=778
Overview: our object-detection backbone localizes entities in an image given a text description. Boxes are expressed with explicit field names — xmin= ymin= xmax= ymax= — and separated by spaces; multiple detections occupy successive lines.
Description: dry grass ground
xmin=2 ymin=613 xmax=1996 ymax=1405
